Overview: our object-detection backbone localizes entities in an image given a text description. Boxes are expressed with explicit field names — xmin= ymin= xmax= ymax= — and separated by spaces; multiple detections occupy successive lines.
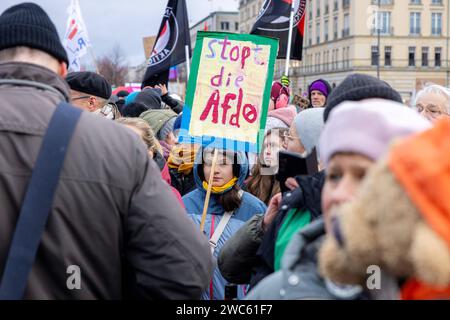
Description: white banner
xmin=63 ymin=0 xmax=91 ymax=71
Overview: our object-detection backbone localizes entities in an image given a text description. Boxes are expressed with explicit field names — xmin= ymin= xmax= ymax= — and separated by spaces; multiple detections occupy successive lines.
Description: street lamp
xmin=377 ymin=0 xmax=381 ymax=80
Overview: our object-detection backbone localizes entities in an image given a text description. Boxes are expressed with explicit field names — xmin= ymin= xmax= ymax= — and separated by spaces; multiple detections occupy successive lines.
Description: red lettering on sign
xmin=200 ymin=90 xmax=220 ymax=123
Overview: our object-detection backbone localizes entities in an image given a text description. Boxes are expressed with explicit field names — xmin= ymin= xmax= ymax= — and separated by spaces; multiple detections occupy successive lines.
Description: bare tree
xmin=97 ymin=44 xmax=129 ymax=87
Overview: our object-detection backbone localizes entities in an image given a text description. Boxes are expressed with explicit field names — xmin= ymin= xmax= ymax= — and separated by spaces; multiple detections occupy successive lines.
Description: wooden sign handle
xmin=200 ymin=148 xmax=219 ymax=232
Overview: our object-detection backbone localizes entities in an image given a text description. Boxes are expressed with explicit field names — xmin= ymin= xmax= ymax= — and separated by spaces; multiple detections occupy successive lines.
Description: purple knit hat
xmin=319 ymin=99 xmax=432 ymax=165
xmin=309 ymin=81 xmax=329 ymax=97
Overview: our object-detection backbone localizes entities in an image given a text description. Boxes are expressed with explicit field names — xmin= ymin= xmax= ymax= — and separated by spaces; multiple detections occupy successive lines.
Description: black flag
xmin=251 ymin=0 xmax=307 ymax=60
xmin=142 ymin=0 xmax=191 ymax=88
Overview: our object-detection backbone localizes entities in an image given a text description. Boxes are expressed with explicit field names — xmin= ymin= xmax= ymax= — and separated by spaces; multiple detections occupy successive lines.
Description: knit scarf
xmin=202 ymin=177 xmax=238 ymax=194
xmin=167 ymin=144 xmax=200 ymax=175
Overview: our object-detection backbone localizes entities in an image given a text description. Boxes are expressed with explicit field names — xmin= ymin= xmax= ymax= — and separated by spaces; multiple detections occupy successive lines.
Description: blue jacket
xmin=183 ymin=150 xmax=267 ymax=300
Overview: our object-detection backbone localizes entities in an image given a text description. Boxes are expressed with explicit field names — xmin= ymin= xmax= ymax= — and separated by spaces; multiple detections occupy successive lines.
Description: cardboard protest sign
xmin=179 ymin=31 xmax=278 ymax=153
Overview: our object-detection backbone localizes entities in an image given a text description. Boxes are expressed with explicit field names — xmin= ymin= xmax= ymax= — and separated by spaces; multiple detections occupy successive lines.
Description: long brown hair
xmin=246 ymin=128 xmax=288 ymax=205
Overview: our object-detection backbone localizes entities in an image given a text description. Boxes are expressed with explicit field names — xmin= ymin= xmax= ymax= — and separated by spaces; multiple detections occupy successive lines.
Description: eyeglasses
xmin=72 ymin=96 xmax=91 ymax=101
xmin=416 ymin=104 xmax=448 ymax=118
xmin=283 ymin=131 xmax=301 ymax=141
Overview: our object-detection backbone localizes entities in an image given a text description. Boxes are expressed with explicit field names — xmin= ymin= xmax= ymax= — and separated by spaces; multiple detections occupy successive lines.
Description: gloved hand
xmin=281 ymin=75 xmax=290 ymax=87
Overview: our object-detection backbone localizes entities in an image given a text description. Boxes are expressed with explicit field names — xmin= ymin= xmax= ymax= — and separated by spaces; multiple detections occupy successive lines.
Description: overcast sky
xmin=0 ymin=0 xmax=239 ymax=67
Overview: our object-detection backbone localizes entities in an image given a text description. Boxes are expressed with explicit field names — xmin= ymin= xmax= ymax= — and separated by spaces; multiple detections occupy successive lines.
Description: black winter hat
xmin=324 ymin=74 xmax=403 ymax=122
xmin=117 ymin=90 xmax=129 ymax=98
xmin=122 ymin=102 xmax=149 ymax=118
xmin=66 ymin=71 xmax=112 ymax=100
xmin=0 ymin=3 xmax=68 ymax=64
xmin=135 ymin=88 xmax=162 ymax=109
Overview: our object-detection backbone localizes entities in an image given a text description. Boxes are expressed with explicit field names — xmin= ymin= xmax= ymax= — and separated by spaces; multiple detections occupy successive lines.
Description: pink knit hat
xmin=319 ymin=99 xmax=432 ymax=165
xmin=267 ymin=106 xmax=297 ymax=127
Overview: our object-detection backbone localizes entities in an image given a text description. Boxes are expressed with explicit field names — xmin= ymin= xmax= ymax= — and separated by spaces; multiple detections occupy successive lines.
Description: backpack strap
xmin=0 ymin=102 xmax=82 ymax=300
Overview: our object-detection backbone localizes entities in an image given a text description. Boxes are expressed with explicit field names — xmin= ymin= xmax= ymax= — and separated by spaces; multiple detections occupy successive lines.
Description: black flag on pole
xmin=251 ymin=0 xmax=307 ymax=60
xmin=142 ymin=0 xmax=191 ymax=88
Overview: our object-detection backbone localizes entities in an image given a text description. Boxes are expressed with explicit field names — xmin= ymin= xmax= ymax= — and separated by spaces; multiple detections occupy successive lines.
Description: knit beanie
xmin=159 ymin=117 xmax=176 ymax=141
xmin=320 ymin=99 xmax=432 ymax=166
xmin=266 ymin=105 xmax=297 ymax=132
xmin=324 ymin=74 xmax=402 ymax=122
xmin=135 ymin=88 xmax=162 ymax=109
xmin=388 ymin=118 xmax=450 ymax=248
xmin=122 ymin=102 xmax=149 ymax=118
xmin=294 ymin=108 xmax=325 ymax=155
xmin=140 ymin=109 xmax=177 ymax=138
xmin=309 ymin=79 xmax=331 ymax=97
xmin=125 ymin=92 xmax=140 ymax=105
xmin=0 ymin=3 xmax=68 ymax=64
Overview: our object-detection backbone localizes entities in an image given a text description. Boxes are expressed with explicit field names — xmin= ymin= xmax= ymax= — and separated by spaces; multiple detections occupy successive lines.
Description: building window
xmin=333 ymin=16 xmax=338 ymax=39
xmin=372 ymin=45 xmax=379 ymax=66
xmin=318 ymin=52 xmax=321 ymax=72
xmin=435 ymin=47 xmax=442 ymax=67
xmin=343 ymin=0 xmax=350 ymax=9
xmin=409 ymin=46 xmax=416 ymax=66
xmin=385 ymin=46 xmax=392 ymax=66
xmin=421 ymin=47 xmax=429 ymax=66
xmin=375 ymin=12 xmax=391 ymax=35
xmin=334 ymin=0 xmax=339 ymax=11
xmin=336 ymin=48 xmax=340 ymax=69
xmin=431 ymin=13 xmax=442 ymax=35
xmin=221 ymin=22 xmax=230 ymax=30
xmin=347 ymin=46 xmax=350 ymax=68
xmin=317 ymin=0 xmax=321 ymax=17
xmin=410 ymin=0 xmax=421 ymax=4
xmin=316 ymin=22 xmax=321 ymax=44
xmin=410 ymin=12 xmax=421 ymax=35
xmin=342 ymin=14 xmax=350 ymax=37
xmin=235 ymin=22 xmax=239 ymax=31
xmin=309 ymin=1 xmax=313 ymax=20
xmin=309 ymin=23 xmax=313 ymax=46
xmin=324 ymin=20 xmax=329 ymax=41
xmin=431 ymin=0 xmax=443 ymax=5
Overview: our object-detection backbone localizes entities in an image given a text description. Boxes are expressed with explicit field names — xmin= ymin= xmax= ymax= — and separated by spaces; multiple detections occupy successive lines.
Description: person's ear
xmin=281 ymin=137 xmax=288 ymax=149
xmin=59 ymin=62 xmax=68 ymax=78
xmin=88 ymin=96 xmax=97 ymax=111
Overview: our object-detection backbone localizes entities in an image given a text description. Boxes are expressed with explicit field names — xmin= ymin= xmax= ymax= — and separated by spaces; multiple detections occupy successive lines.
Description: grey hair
xmin=414 ymin=83 xmax=450 ymax=113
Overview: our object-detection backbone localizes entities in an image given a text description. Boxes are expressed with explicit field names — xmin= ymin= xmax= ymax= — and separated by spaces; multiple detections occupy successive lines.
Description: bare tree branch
xmin=97 ymin=44 xmax=130 ymax=87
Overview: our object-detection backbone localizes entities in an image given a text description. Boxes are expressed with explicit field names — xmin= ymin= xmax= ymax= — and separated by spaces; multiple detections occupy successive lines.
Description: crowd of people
xmin=1 ymin=3 xmax=450 ymax=300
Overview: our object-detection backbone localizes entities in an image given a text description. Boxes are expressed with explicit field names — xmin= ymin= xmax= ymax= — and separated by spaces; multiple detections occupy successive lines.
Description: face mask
xmin=93 ymin=104 xmax=115 ymax=120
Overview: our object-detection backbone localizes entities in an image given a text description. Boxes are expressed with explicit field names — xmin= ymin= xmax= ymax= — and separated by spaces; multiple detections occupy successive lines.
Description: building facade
xmin=239 ymin=0 xmax=450 ymax=101
xmin=294 ymin=0 xmax=450 ymax=101
xmin=190 ymin=11 xmax=240 ymax=48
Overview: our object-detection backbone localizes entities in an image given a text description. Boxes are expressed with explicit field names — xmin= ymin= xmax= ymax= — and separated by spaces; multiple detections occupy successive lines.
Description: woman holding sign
xmin=182 ymin=148 xmax=267 ymax=300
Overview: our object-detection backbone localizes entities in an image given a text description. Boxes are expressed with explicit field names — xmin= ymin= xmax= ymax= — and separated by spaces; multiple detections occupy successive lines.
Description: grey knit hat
xmin=158 ymin=116 xmax=176 ymax=140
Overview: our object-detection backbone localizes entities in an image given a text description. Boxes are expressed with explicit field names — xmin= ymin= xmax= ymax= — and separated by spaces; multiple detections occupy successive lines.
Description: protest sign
xmin=179 ymin=31 xmax=278 ymax=154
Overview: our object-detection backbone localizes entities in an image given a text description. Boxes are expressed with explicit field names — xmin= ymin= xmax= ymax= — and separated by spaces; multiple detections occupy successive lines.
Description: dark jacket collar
xmin=0 ymin=62 xmax=71 ymax=102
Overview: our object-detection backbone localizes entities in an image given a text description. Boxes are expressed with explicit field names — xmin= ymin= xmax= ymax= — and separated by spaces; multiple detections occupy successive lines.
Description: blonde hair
xmin=116 ymin=117 xmax=163 ymax=155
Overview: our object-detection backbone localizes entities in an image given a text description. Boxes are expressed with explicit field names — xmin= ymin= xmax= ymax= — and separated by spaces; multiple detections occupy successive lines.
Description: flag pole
xmin=185 ymin=45 xmax=190 ymax=82
xmin=284 ymin=0 xmax=295 ymax=76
